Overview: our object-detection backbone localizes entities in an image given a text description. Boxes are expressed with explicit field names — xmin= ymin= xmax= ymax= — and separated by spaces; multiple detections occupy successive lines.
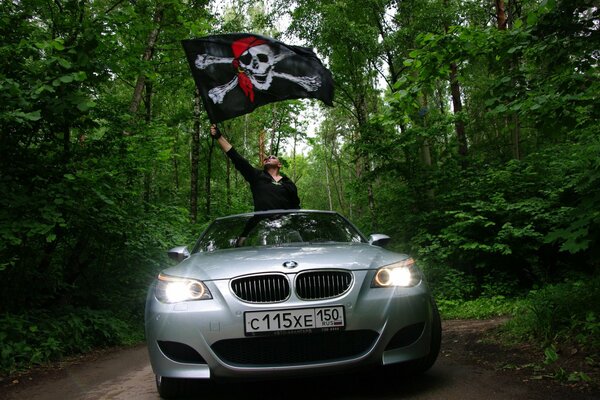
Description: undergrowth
xmin=502 ymin=276 xmax=600 ymax=350
xmin=0 ymin=307 xmax=143 ymax=377
xmin=429 ymin=267 xmax=600 ymax=353
xmin=433 ymin=273 xmax=600 ymax=386
xmin=437 ymin=296 xmax=524 ymax=320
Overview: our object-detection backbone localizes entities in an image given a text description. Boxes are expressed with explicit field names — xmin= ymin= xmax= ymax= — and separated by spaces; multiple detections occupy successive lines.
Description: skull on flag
xmin=193 ymin=36 xmax=323 ymax=104
xmin=182 ymin=33 xmax=334 ymax=123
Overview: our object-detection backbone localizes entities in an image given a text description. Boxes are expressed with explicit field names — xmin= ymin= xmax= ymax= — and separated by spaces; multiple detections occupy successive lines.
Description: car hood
xmin=162 ymin=243 xmax=409 ymax=281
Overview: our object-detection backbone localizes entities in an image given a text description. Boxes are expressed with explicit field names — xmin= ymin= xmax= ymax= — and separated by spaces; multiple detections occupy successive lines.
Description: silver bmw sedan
xmin=145 ymin=209 xmax=441 ymax=398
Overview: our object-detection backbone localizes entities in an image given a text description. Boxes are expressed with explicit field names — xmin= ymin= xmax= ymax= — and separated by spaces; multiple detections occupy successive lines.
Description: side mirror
xmin=167 ymin=246 xmax=190 ymax=262
xmin=368 ymin=234 xmax=391 ymax=247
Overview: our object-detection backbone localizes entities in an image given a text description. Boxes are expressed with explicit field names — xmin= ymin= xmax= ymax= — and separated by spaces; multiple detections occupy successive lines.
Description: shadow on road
xmin=174 ymin=367 xmax=448 ymax=400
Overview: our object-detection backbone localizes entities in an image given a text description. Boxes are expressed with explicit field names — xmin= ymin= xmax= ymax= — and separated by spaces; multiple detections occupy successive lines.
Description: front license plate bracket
xmin=244 ymin=306 xmax=345 ymax=336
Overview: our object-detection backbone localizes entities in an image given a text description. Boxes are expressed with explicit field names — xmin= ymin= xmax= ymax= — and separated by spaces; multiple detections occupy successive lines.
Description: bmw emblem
xmin=282 ymin=261 xmax=298 ymax=269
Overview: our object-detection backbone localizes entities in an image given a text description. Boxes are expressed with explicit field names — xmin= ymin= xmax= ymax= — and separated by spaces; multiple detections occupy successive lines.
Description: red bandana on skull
xmin=231 ymin=37 xmax=267 ymax=102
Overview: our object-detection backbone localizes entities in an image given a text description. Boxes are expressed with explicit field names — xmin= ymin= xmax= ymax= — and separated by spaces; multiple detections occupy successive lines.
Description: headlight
xmin=372 ymin=258 xmax=421 ymax=288
xmin=155 ymin=273 xmax=213 ymax=303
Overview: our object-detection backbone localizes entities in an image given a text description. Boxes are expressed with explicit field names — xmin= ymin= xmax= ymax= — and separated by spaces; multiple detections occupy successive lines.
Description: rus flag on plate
xmin=182 ymin=33 xmax=334 ymax=123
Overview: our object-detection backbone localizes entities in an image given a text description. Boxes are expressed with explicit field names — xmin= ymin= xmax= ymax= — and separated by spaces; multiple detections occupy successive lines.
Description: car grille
xmin=231 ymin=270 xmax=354 ymax=303
xmin=295 ymin=270 xmax=353 ymax=300
xmin=212 ymin=330 xmax=378 ymax=365
xmin=231 ymin=274 xmax=290 ymax=303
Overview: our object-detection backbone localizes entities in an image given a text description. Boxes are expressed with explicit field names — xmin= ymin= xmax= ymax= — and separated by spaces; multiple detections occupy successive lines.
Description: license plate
xmin=244 ymin=306 xmax=345 ymax=336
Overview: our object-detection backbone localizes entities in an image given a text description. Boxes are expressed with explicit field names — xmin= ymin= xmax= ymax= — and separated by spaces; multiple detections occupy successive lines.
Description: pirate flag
xmin=182 ymin=33 xmax=334 ymax=123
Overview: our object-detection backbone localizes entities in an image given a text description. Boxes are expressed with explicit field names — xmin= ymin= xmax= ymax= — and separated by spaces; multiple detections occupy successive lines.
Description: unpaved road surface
xmin=2 ymin=318 xmax=598 ymax=400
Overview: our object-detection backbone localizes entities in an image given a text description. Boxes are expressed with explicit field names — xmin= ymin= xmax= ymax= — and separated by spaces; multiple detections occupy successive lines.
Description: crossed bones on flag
xmin=193 ymin=36 xmax=323 ymax=104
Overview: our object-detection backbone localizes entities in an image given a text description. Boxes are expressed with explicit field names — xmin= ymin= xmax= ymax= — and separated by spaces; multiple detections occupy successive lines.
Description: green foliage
xmin=436 ymin=296 xmax=524 ymax=320
xmin=0 ymin=0 xmax=209 ymax=373
xmin=0 ymin=308 xmax=142 ymax=376
xmin=544 ymin=136 xmax=600 ymax=257
xmin=426 ymin=268 xmax=477 ymax=300
xmin=503 ymin=275 xmax=600 ymax=349
xmin=409 ymin=140 xmax=597 ymax=290
xmin=428 ymin=267 xmax=525 ymax=319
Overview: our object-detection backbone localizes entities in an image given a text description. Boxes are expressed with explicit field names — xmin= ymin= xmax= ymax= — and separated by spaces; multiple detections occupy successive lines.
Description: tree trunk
xmin=172 ymin=129 xmax=180 ymax=191
xmin=258 ymin=130 xmax=265 ymax=166
xmin=334 ymin=152 xmax=346 ymax=213
xmin=496 ymin=0 xmax=521 ymax=159
xmin=128 ymin=6 xmax=163 ymax=116
xmin=418 ymin=92 xmax=435 ymax=200
xmin=190 ymin=89 xmax=201 ymax=223
xmin=496 ymin=0 xmax=507 ymax=30
xmin=292 ymin=130 xmax=298 ymax=182
xmin=443 ymin=0 xmax=468 ymax=161
xmin=512 ymin=113 xmax=521 ymax=160
xmin=205 ymin=139 xmax=214 ymax=217
xmin=325 ymin=141 xmax=344 ymax=213
xmin=143 ymin=80 xmax=153 ymax=209
xmin=373 ymin=9 xmax=399 ymax=87
xmin=449 ymin=62 xmax=468 ymax=159
xmin=367 ymin=181 xmax=376 ymax=231
xmin=325 ymin=161 xmax=333 ymax=210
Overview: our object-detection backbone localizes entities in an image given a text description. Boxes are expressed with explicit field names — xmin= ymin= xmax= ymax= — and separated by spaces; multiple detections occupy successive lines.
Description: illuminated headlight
xmin=155 ymin=273 xmax=212 ymax=303
xmin=372 ymin=258 xmax=421 ymax=288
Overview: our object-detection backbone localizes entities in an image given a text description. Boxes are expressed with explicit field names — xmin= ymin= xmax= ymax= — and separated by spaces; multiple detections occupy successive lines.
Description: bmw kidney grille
xmin=295 ymin=270 xmax=353 ymax=300
xmin=231 ymin=270 xmax=353 ymax=303
xmin=231 ymin=274 xmax=290 ymax=303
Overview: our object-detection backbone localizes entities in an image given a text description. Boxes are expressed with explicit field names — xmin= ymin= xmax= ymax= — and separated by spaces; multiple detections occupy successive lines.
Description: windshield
xmin=192 ymin=212 xmax=365 ymax=252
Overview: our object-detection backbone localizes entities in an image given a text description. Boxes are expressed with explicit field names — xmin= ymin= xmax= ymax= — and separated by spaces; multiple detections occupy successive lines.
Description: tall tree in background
xmin=495 ymin=0 xmax=508 ymax=30
xmin=128 ymin=5 xmax=164 ymax=117
xmin=0 ymin=0 xmax=213 ymax=312
xmin=288 ymin=0 xmax=386 ymax=228
xmin=442 ymin=0 xmax=468 ymax=160
xmin=191 ymin=88 xmax=202 ymax=222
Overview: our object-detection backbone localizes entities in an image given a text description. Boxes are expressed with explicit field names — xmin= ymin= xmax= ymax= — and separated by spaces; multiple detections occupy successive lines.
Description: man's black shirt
xmin=226 ymin=147 xmax=301 ymax=211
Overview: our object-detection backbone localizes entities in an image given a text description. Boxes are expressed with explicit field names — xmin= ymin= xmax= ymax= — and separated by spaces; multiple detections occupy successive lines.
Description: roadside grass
xmin=0 ymin=307 xmax=144 ymax=377
xmin=437 ymin=295 xmax=525 ymax=320
xmin=435 ymin=275 xmax=600 ymax=389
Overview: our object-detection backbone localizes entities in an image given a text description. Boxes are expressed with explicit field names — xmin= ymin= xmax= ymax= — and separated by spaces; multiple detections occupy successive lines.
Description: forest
xmin=0 ymin=0 xmax=598 ymax=383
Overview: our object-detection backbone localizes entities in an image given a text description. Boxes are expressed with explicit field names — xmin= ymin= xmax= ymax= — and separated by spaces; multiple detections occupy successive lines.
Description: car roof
xmin=214 ymin=209 xmax=340 ymax=221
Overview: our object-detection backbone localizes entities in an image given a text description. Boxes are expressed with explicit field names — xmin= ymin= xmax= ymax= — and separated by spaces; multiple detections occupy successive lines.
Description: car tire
xmin=408 ymin=299 xmax=442 ymax=374
xmin=156 ymin=375 xmax=193 ymax=399
xmin=390 ymin=299 xmax=441 ymax=376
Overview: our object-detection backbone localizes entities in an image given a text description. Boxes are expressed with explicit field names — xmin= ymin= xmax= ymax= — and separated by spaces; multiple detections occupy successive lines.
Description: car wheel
xmin=391 ymin=299 xmax=441 ymax=376
xmin=408 ymin=299 xmax=442 ymax=374
xmin=156 ymin=375 xmax=193 ymax=399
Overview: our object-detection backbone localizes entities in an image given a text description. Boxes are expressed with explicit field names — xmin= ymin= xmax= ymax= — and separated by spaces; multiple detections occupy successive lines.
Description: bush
xmin=0 ymin=307 xmax=143 ymax=376
xmin=423 ymin=262 xmax=522 ymax=301
xmin=503 ymin=275 xmax=600 ymax=349
xmin=425 ymin=267 xmax=477 ymax=300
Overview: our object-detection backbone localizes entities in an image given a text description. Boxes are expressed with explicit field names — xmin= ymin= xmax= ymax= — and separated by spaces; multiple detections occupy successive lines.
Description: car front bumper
xmin=145 ymin=270 xmax=436 ymax=380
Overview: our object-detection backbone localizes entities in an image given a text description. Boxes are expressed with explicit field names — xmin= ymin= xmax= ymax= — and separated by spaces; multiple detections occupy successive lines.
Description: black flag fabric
xmin=182 ymin=33 xmax=334 ymax=123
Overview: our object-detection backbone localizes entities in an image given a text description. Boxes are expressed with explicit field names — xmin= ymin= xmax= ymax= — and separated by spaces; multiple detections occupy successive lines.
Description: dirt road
xmin=2 ymin=318 xmax=598 ymax=400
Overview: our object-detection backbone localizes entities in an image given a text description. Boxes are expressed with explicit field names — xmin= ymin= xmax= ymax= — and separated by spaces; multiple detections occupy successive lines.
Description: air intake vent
xmin=295 ymin=270 xmax=353 ymax=300
xmin=157 ymin=341 xmax=207 ymax=364
xmin=231 ymin=274 xmax=290 ymax=303
xmin=212 ymin=330 xmax=378 ymax=365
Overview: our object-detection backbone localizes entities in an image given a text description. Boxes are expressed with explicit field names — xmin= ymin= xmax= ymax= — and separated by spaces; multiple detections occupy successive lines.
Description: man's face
xmin=263 ymin=155 xmax=281 ymax=169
